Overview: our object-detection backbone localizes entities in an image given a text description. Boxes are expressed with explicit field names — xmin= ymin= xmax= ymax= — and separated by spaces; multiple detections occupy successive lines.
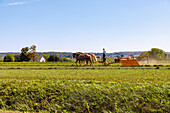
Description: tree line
xmin=2 ymin=47 xmax=169 ymax=62
xmin=140 ymin=48 xmax=169 ymax=60
xmin=3 ymin=45 xmax=71 ymax=62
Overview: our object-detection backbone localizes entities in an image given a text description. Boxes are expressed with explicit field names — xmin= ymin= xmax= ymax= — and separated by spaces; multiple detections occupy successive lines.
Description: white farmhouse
xmin=35 ymin=56 xmax=46 ymax=62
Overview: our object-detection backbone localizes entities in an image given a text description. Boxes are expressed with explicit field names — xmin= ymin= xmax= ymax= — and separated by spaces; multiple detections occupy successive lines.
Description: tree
xmin=28 ymin=45 xmax=39 ymax=62
xmin=140 ymin=48 xmax=168 ymax=60
xmin=14 ymin=55 xmax=20 ymax=62
xmin=3 ymin=53 xmax=15 ymax=62
xmin=20 ymin=45 xmax=39 ymax=62
xmin=20 ymin=47 xmax=30 ymax=62
xmin=40 ymin=54 xmax=50 ymax=61
xmin=48 ymin=55 xmax=60 ymax=62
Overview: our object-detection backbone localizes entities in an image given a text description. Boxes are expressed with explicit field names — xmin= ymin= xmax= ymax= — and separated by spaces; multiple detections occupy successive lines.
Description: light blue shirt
xmin=103 ymin=50 xmax=106 ymax=54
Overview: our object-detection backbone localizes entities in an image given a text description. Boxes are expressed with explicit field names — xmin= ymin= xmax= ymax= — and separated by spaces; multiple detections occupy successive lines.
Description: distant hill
xmin=0 ymin=52 xmax=20 ymax=58
xmin=0 ymin=51 xmax=170 ymax=58
xmin=167 ymin=52 xmax=170 ymax=55
xmin=0 ymin=52 xmax=73 ymax=59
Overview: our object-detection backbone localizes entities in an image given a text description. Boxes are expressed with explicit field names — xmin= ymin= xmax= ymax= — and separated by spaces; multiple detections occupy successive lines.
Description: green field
xmin=0 ymin=58 xmax=3 ymax=62
xmin=0 ymin=62 xmax=169 ymax=112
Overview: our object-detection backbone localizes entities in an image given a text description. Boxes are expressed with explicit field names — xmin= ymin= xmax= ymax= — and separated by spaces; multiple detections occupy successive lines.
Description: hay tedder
xmin=119 ymin=55 xmax=149 ymax=66
xmin=97 ymin=53 xmax=149 ymax=66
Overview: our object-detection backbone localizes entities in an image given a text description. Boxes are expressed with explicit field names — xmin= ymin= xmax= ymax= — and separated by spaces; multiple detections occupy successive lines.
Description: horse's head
xmin=73 ymin=52 xmax=83 ymax=58
xmin=72 ymin=53 xmax=76 ymax=58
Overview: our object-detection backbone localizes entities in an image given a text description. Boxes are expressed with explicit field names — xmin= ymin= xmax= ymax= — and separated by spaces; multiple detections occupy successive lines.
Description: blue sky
xmin=0 ymin=0 xmax=170 ymax=52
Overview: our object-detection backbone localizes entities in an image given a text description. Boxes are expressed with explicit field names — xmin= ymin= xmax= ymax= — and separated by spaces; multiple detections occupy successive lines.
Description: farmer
xmin=102 ymin=48 xmax=106 ymax=62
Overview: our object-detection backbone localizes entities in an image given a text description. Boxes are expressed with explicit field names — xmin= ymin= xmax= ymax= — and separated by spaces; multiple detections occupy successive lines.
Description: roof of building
xmin=35 ymin=56 xmax=45 ymax=61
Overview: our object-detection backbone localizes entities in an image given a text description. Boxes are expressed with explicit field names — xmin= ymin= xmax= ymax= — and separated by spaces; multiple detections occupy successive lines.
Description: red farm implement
xmin=120 ymin=55 xmax=149 ymax=66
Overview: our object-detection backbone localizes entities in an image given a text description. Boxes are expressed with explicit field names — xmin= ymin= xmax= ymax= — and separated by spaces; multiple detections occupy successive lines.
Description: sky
xmin=0 ymin=0 xmax=170 ymax=52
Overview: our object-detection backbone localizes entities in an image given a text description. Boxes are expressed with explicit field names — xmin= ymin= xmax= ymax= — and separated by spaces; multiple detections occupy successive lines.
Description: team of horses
xmin=73 ymin=52 xmax=140 ymax=66
xmin=72 ymin=52 xmax=97 ymax=66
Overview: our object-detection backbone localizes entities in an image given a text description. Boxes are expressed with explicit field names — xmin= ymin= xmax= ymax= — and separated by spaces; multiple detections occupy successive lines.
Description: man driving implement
xmin=102 ymin=48 xmax=106 ymax=62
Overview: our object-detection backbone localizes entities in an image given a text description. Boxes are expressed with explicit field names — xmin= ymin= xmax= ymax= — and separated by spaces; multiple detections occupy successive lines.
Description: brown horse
xmin=72 ymin=52 xmax=94 ymax=66
xmin=88 ymin=53 xmax=97 ymax=63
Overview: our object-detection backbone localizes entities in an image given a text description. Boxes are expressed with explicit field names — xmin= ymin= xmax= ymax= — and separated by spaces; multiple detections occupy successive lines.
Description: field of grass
xmin=0 ymin=62 xmax=169 ymax=112
xmin=0 ymin=58 xmax=3 ymax=62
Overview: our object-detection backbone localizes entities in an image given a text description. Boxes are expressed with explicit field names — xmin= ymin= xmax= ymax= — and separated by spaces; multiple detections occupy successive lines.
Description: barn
xmin=31 ymin=56 xmax=46 ymax=62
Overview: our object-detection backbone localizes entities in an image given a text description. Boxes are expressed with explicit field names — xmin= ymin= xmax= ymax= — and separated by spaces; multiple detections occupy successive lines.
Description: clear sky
xmin=0 ymin=0 xmax=170 ymax=52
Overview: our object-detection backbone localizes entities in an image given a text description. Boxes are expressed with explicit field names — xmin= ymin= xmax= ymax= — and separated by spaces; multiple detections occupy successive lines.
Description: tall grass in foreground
xmin=0 ymin=62 xmax=169 ymax=112
xmin=0 ymin=80 xmax=169 ymax=112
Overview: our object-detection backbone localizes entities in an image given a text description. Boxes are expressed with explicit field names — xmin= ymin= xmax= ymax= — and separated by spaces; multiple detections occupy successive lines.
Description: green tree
xmin=20 ymin=47 xmax=30 ymax=62
xmin=40 ymin=54 xmax=50 ymax=61
xmin=28 ymin=45 xmax=39 ymax=62
xmin=20 ymin=45 xmax=39 ymax=62
xmin=48 ymin=55 xmax=60 ymax=62
xmin=14 ymin=54 xmax=20 ymax=62
xmin=140 ymin=48 xmax=168 ymax=60
xmin=3 ymin=53 xmax=15 ymax=62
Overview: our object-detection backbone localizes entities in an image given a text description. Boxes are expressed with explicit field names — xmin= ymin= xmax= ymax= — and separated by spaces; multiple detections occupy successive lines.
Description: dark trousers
xmin=103 ymin=54 xmax=106 ymax=62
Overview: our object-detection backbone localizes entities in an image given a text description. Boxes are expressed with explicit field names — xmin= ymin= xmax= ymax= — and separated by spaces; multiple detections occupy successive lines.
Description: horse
xmin=72 ymin=52 xmax=83 ymax=66
xmin=72 ymin=52 xmax=94 ymax=66
xmin=87 ymin=53 xmax=98 ymax=63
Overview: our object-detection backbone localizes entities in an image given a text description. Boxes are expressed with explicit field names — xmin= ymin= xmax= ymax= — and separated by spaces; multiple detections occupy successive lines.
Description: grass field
xmin=0 ymin=58 xmax=3 ymax=62
xmin=0 ymin=62 xmax=169 ymax=112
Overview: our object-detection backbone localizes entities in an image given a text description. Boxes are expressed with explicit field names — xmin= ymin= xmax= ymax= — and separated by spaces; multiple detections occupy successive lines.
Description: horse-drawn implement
xmin=120 ymin=55 xmax=149 ymax=66
xmin=97 ymin=57 xmax=112 ymax=66
xmin=72 ymin=52 xmax=149 ymax=66
xmin=114 ymin=53 xmax=124 ymax=63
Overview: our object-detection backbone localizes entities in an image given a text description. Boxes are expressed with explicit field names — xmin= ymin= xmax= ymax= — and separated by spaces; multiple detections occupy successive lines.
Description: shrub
xmin=61 ymin=57 xmax=71 ymax=62
xmin=48 ymin=55 xmax=60 ymax=62
xmin=3 ymin=53 xmax=15 ymax=62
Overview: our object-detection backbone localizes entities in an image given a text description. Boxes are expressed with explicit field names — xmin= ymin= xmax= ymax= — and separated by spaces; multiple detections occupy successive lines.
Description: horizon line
xmin=1 ymin=51 xmax=170 ymax=53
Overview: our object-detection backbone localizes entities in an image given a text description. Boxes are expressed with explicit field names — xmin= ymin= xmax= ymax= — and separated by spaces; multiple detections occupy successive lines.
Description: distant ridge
xmin=0 ymin=51 xmax=170 ymax=58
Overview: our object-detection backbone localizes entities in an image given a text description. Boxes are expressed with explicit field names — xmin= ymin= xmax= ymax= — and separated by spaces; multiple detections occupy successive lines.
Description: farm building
xmin=29 ymin=56 xmax=46 ymax=62
xmin=35 ymin=56 xmax=46 ymax=62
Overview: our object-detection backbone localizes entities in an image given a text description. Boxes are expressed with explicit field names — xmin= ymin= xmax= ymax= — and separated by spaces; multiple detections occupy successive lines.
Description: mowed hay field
xmin=0 ymin=62 xmax=169 ymax=112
